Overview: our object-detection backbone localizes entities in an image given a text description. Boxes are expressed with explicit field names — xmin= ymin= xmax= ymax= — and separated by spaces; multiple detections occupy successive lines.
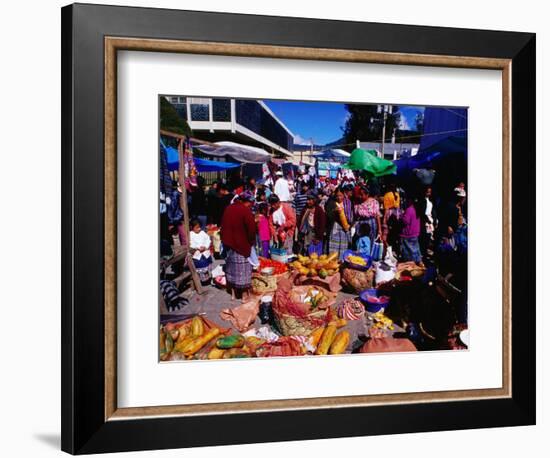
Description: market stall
xmin=157 ymin=247 xmax=446 ymax=361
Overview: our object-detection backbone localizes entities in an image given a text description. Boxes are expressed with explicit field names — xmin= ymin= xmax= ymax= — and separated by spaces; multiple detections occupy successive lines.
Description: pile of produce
xmin=160 ymin=316 xmax=226 ymax=361
xmin=367 ymin=311 xmax=395 ymax=338
xmin=345 ymin=254 xmax=368 ymax=266
xmin=341 ymin=267 xmax=375 ymax=293
xmin=272 ymin=279 xmax=337 ymax=336
xmin=259 ymin=257 xmax=288 ymax=275
xmin=309 ymin=319 xmax=350 ymax=355
xmin=274 ymin=281 xmax=333 ymax=318
xmin=289 ymin=252 xmax=340 ymax=279
xmin=160 ymin=314 xmax=354 ymax=360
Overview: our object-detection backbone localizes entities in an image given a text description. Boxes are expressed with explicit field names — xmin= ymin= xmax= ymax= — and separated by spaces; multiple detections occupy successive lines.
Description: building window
xmin=190 ymin=104 xmax=209 ymax=121
xmin=235 ymin=99 xmax=292 ymax=151
xmin=212 ymin=98 xmax=231 ymax=121
xmin=170 ymin=96 xmax=178 ymax=104
xmin=188 ymin=97 xmax=210 ymax=121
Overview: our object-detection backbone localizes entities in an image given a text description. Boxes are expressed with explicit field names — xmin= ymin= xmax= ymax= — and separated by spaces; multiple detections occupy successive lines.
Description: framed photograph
xmin=61 ymin=3 xmax=536 ymax=454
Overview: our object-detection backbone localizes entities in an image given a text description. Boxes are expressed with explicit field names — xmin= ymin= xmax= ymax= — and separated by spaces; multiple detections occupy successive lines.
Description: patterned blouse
xmin=355 ymin=198 xmax=380 ymax=219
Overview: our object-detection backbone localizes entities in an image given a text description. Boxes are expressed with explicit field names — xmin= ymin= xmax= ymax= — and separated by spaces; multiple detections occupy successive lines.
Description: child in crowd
xmin=355 ymin=222 xmax=372 ymax=256
xmin=189 ymin=219 xmax=213 ymax=284
xmin=256 ymin=202 xmax=271 ymax=258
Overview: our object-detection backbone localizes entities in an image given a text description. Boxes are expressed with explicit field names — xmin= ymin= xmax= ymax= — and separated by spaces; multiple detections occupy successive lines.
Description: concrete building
xmin=165 ymin=96 xmax=294 ymax=158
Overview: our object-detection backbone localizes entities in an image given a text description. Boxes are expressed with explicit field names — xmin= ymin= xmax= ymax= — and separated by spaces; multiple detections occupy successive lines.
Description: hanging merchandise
xmin=178 ymin=138 xmax=197 ymax=190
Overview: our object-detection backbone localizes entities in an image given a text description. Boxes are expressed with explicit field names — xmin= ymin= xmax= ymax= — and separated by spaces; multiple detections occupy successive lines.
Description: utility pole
xmin=378 ymin=104 xmax=393 ymax=158
xmin=381 ymin=111 xmax=387 ymax=158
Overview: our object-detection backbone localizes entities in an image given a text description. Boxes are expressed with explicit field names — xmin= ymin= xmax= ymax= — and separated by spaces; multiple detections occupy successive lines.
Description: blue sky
xmin=264 ymin=99 xmax=424 ymax=146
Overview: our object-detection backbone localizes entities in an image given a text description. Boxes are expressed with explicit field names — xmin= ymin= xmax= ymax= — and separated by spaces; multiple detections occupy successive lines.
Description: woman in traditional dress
xmin=220 ymin=192 xmax=257 ymax=300
xmin=325 ymin=187 xmax=351 ymax=260
xmin=297 ymin=192 xmax=326 ymax=256
xmin=354 ymin=185 xmax=382 ymax=250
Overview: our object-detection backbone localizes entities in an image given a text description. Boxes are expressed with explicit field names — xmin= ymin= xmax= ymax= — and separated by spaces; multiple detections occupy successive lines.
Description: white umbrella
xmin=195 ymin=141 xmax=271 ymax=164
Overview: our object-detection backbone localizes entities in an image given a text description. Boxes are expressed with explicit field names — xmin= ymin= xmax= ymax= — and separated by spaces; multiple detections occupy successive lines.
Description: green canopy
xmin=342 ymin=148 xmax=397 ymax=177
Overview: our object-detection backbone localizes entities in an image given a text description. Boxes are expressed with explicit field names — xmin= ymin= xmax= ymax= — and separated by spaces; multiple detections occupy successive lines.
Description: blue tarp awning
xmin=161 ymin=141 xmax=180 ymax=172
xmin=161 ymin=140 xmax=240 ymax=172
xmin=194 ymin=157 xmax=241 ymax=172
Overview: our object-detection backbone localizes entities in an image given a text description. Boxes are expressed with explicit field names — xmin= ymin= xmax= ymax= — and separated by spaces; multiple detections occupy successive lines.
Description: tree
xmin=414 ymin=111 xmax=424 ymax=133
xmin=160 ymin=97 xmax=192 ymax=136
xmin=341 ymin=104 xmax=401 ymax=148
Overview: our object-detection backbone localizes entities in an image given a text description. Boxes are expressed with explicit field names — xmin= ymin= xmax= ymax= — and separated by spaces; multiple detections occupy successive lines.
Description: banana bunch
xmin=290 ymin=252 xmax=340 ymax=278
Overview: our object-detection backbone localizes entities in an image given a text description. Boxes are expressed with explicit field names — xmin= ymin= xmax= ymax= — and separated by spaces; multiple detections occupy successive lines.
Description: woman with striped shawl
xmin=325 ymin=187 xmax=351 ymax=260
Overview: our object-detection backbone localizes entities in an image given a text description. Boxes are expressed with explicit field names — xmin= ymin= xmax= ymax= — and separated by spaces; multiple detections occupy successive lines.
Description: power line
xmin=441 ymin=107 xmax=467 ymax=119
xmin=326 ymin=128 xmax=467 ymax=149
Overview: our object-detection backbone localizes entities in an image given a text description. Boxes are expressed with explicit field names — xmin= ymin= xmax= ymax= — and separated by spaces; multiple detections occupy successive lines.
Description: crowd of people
xmin=172 ymin=166 xmax=468 ymax=302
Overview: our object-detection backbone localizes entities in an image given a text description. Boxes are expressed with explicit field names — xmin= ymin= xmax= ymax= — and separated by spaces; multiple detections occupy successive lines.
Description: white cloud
xmin=399 ymin=116 xmax=410 ymax=130
xmin=293 ymin=134 xmax=314 ymax=145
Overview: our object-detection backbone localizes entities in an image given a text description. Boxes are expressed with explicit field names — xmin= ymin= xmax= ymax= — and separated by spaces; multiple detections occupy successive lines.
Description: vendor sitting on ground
xmin=220 ymin=191 xmax=257 ymax=301
xmin=189 ymin=219 xmax=213 ymax=284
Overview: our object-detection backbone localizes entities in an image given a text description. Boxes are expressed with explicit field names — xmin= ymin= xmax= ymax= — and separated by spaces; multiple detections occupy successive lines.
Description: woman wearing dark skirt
xmin=220 ymin=192 xmax=257 ymax=300
xmin=297 ymin=192 xmax=326 ymax=256
xmin=325 ymin=187 xmax=351 ymax=259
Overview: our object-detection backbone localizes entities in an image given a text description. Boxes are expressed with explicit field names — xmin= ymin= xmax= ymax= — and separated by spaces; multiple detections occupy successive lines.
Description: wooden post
xmin=177 ymin=139 xmax=190 ymax=242
xmin=177 ymin=138 xmax=205 ymax=294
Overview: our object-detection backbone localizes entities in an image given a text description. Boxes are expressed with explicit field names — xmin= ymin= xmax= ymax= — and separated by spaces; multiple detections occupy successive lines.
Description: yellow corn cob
xmin=174 ymin=336 xmax=194 ymax=353
xmin=315 ymin=324 xmax=337 ymax=355
xmin=207 ymin=347 xmax=226 ymax=360
xmin=183 ymin=328 xmax=220 ymax=356
xmin=309 ymin=327 xmax=325 ymax=347
xmin=329 ymin=330 xmax=350 ymax=354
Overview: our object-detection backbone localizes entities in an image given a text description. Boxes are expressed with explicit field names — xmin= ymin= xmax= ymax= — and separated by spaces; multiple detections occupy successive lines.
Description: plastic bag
xmin=374 ymin=261 xmax=396 ymax=285
xmin=384 ymin=246 xmax=398 ymax=268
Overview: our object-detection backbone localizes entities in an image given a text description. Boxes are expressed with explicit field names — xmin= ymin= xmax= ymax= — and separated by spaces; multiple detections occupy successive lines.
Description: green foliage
xmin=414 ymin=111 xmax=424 ymax=133
xmin=160 ymin=97 xmax=192 ymax=136
xmin=341 ymin=104 xmax=401 ymax=146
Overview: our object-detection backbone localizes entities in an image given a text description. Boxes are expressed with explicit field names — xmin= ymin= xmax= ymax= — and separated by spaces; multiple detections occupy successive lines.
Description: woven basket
xmin=273 ymin=284 xmax=336 ymax=336
xmin=251 ymin=274 xmax=277 ymax=294
xmin=273 ymin=308 xmax=329 ymax=337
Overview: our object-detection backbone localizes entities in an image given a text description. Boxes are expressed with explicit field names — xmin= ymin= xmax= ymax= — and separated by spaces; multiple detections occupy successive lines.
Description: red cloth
xmin=269 ymin=202 xmax=296 ymax=239
xmin=220 ymin=202 xmax=257 ymax=257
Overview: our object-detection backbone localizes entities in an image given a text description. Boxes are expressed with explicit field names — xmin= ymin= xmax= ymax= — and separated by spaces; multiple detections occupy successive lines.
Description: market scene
xmin=159 ymin=97 xmax=469 ymax=361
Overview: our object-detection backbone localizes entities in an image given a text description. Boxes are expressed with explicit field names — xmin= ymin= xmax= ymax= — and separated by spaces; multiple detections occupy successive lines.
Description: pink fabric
xmin=355 ymin=198 xmax=380 ymax=219
xmin=400 ymin=205 xmax=421 ymax=238
xmin=258 ymin=214 xmax=271 ymax=242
